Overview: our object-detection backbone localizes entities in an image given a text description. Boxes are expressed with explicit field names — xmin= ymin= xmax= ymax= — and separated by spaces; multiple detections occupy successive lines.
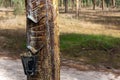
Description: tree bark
xmin=92 ymin=0 xmax=96 ymax=10
xmin=86 ymin=0 xmax=89 ymax=7
xmin=76 ymin=0 xmax=79 ymax=18
xmin=59 ymin=0 xmax=64 ymax=7
xmin=25 ymin=0 xmax=60 ymax=80
xmin=72 ymin=0 xmax=75 ymax=11
xmin=65 ymin=0 xmax=69 ymax=13
xmin=61 ymin=0 xmax=64 ymax=7
xmin=79 ymin=0 xmax=82 ymax=10
xmin=112 ymin=0 xmax=116 ymax=8
xmin=101 ymin=0 xmax=105 ymax=10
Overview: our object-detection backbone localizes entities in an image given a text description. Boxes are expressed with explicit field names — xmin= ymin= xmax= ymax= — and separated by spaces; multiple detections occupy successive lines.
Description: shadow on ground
xmin=1 ymin=28 xmax=120 ymax=69
xmin=0 ymin=28 xmax=26 ymax=58
xmin=78 ymin=11 xmax=120 ymax=29
xmin=60 ymin=9 xmax=120 ymax=30
xmin=60 ymin=33 xmax=120 ymax=69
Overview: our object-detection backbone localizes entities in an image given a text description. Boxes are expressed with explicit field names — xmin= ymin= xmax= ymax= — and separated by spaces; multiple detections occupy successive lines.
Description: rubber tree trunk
xmin=25 ymin=0 xmax=60 ymax=80
xmin=65 ymin=0 xmax=68 ymax=13
xmin=112 ymin=0 xmax=116 ymax=8
xmin=76 ymin=0 xmax=79 ymax=18
xmin=60 ymin=0 xmax=64 ymax=7
xmin=69 ymin=0 xmax=72 ymax=10
xmin=72 ymin=0 xmax=75 ymax=11
xmin=105 ymin=0 xmax=109 ymax=7
xmin=101 ymin=0 xmax=105 ymax=10
xmin=79 ymin=0 xmax=81 ymax=10
xmin=86 ymin=0 xmax=89 ymax=7
xmin=92 ymin=0 xmax=96 ymax=10
xmin=61 ymin=0 xmax=64 ymax=8
xmin=10 ymin=0 xmax=12 ymax=7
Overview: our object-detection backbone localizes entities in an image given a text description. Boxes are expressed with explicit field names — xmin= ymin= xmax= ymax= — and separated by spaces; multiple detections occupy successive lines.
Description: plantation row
xmin=0 ymin=0 xmax=120 ymax=15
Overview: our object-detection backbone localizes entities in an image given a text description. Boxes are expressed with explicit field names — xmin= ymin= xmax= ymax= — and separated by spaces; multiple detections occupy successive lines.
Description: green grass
xmin=60 ymin=33 xmax=120 ymax=68
xmin=60 ymin=33 xmax=120 ymax=51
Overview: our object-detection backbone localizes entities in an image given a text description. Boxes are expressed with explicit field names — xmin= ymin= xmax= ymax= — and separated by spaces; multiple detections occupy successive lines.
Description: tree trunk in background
xmin=92 ymin=0 xmax=96 ymax=10
xmin=101 ymin=0 xmax=105 ymax=10
xmin=79 ymin=0 xmax=82 ymax=10
xmin=86 ymin=0 xmax=89 ymax=7
xmin=60 ymin=0 xmax=64 ymax=7
xmin=76 ymin=0 xmax=79 ymax=18
xmin=25 ymin=0 xmax=60 ymax=80
xmin=69 ymin=0 xmax=72 ymax=9
xmin=61 ymin=0 xmax=64 ymax=7
xmin=98 ymin=0 xmax=101 ymax=8
xmin=65 ymin=0 xmax=69 ymax=13
xmin=59 ymin=0 xmax=61 ymax=7
xmin=72 ymin=0 xmax=75 ymax=11
xmin=112 ymin=0 xmax=116 ymax=8
xmin=106 ymin=0 xmax=109 ymax=8
xmin=10 ymin=0 xmax=12 ymax=7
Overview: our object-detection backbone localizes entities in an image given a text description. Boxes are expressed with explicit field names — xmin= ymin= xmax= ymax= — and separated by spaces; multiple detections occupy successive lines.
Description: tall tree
xmin=85 ymin=0 xmax=89 ymax=7
xmin=65 ymin=0 xmax=69 ymax=13
xmin=105 ymin=0 xmax=110 ymax=7
xmin=59 ymin=0 xmax=64 ymax=7
xmin=25 ymin=0 xmax=60 ymax=80
xmin=112 ymin=0 xmax=116 ymax=8
xmin=101 ymin=0 xmax=105 ymax=10
xmin=61 ymin=0 xmax=64 ymax=7
xmin=92 ymin=0 xmax=96 ymax=10
xmin=79 ymin=0 xmax=82 ymax=10
xmin=76 ymin=0 xmax=80 ymax=17
xmin=72 ymin=0 xmax=75 ymax=11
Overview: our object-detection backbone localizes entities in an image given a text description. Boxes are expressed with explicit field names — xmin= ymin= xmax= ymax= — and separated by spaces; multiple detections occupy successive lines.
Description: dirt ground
xmin=0 ymin=57 xmax=120 ymax=80
xmin=59 ymin=9 xmax=120 ymax=37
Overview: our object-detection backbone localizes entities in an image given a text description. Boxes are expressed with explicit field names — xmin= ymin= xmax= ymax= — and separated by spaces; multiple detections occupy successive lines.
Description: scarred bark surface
xmin=25 ymin=0 xmax=60 ymax=80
